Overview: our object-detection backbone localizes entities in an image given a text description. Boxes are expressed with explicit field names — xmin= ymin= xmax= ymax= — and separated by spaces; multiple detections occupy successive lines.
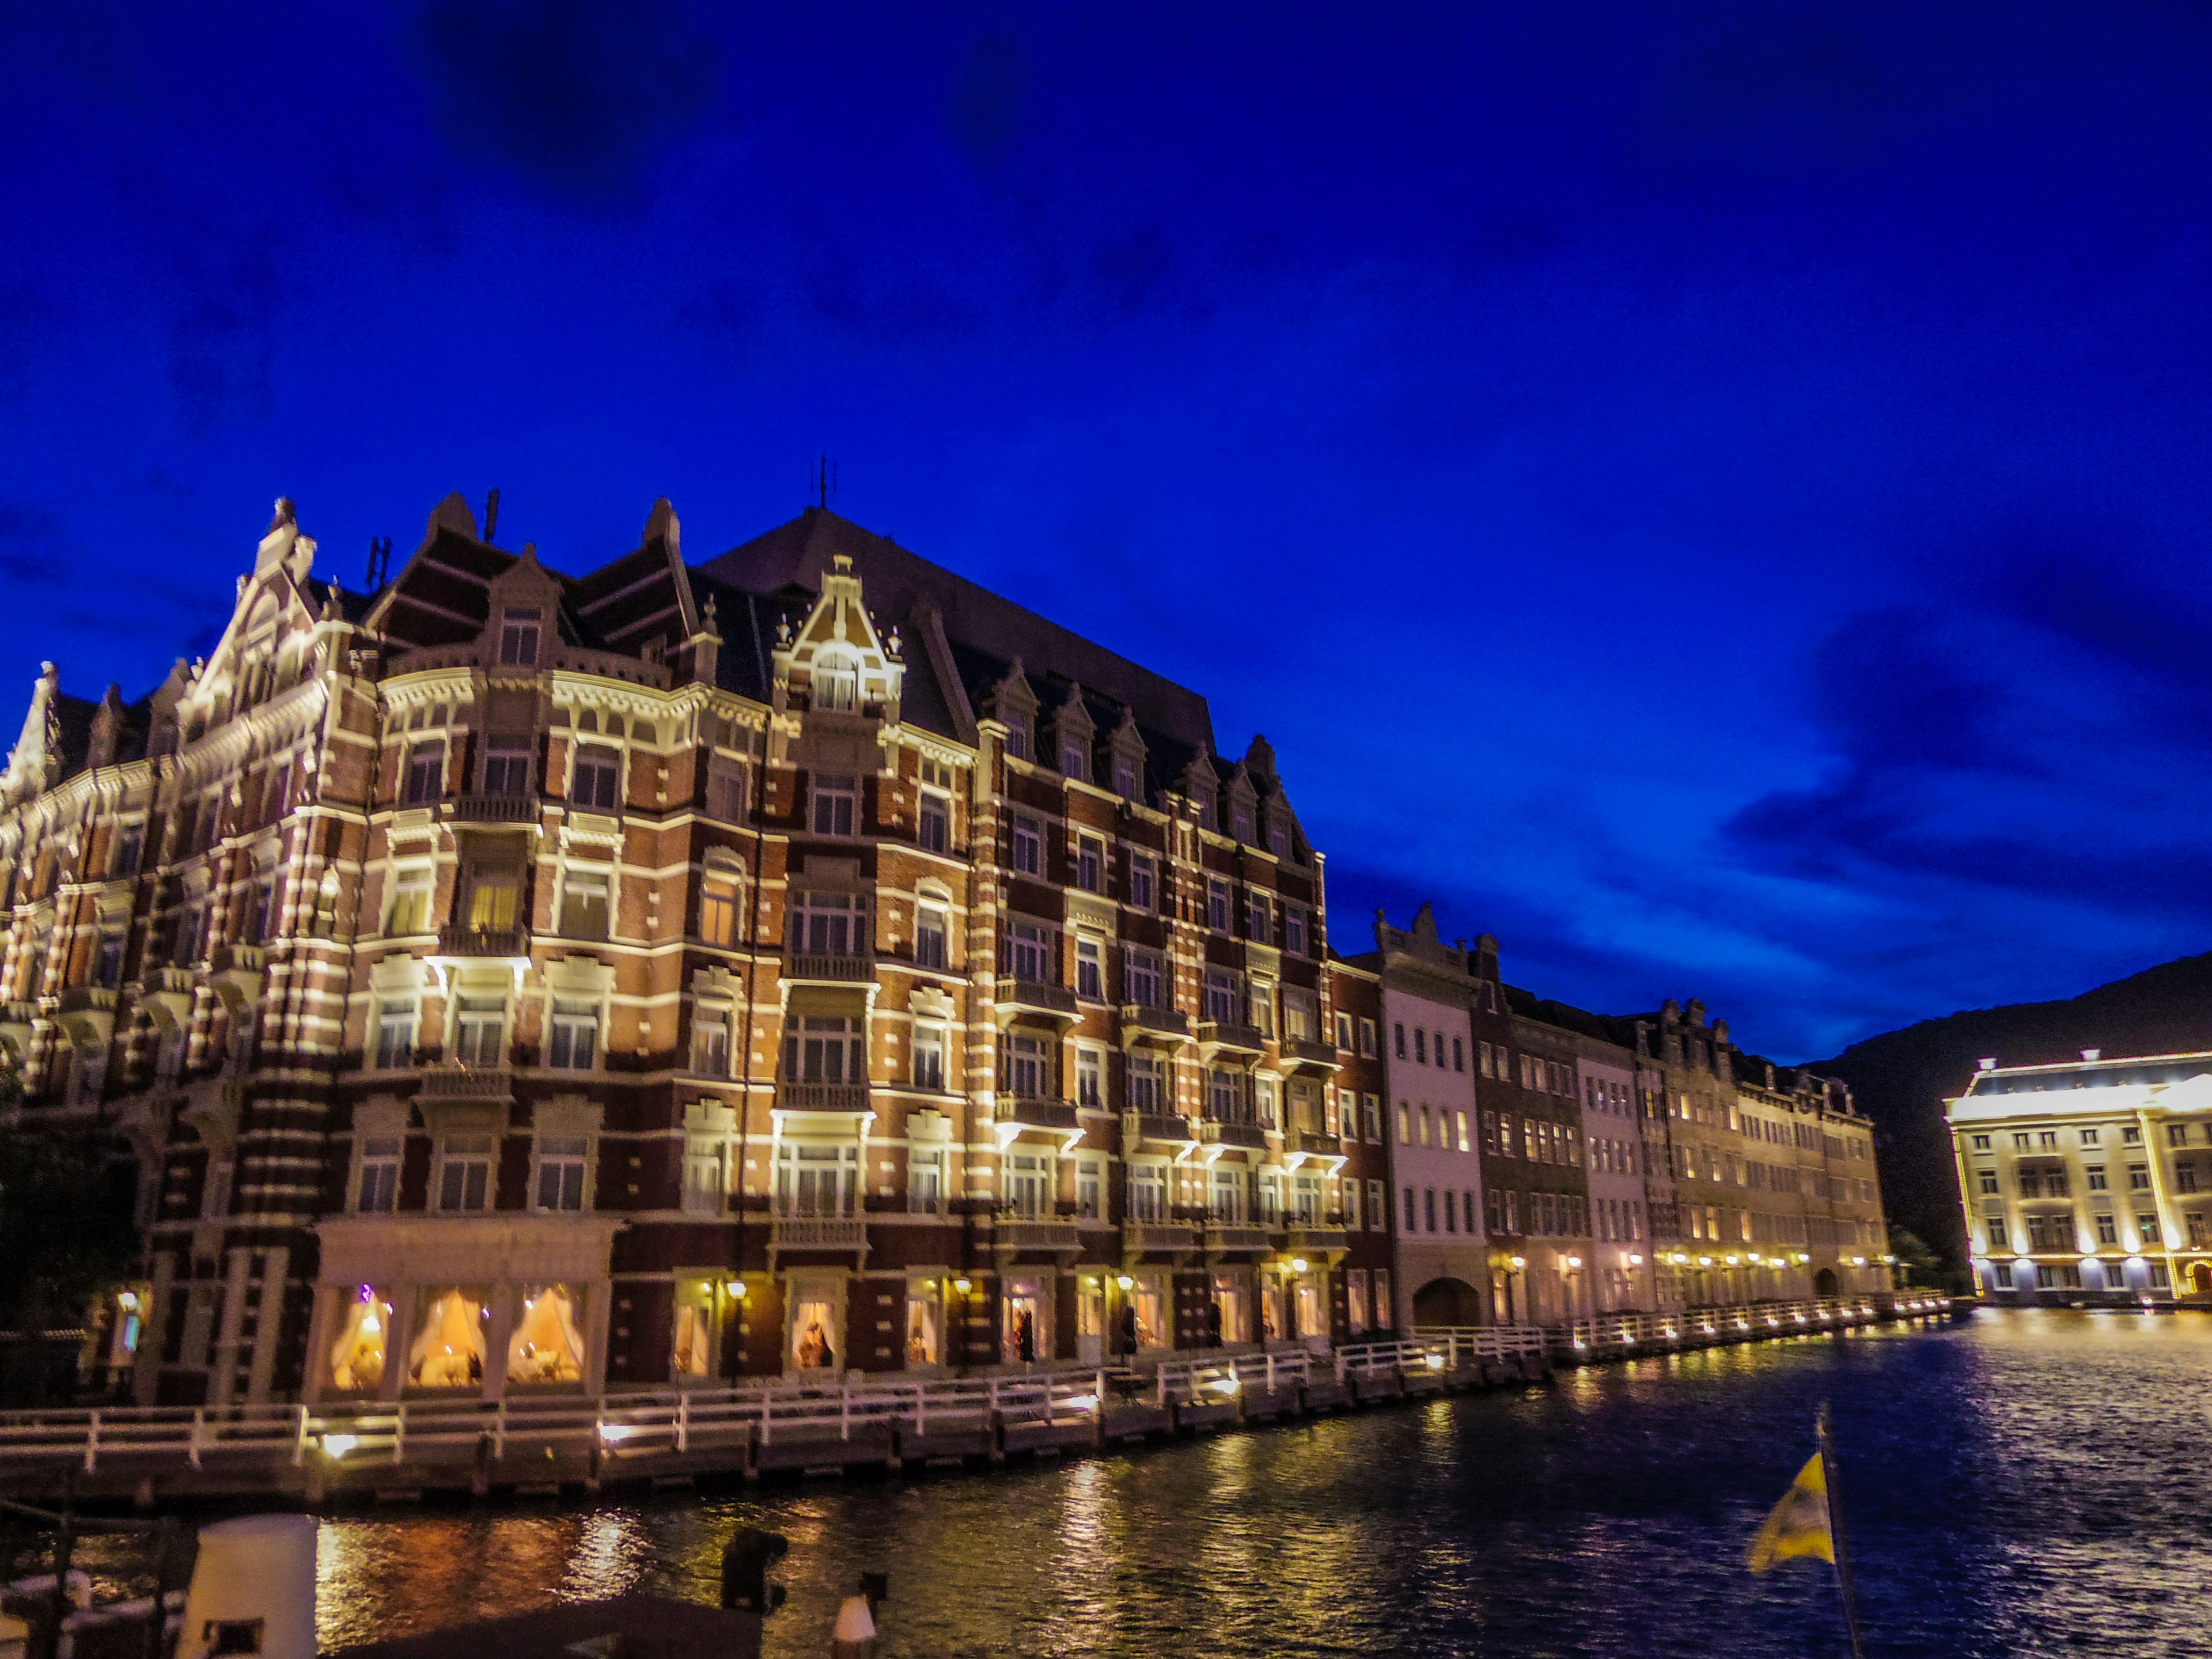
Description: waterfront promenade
xmin=0 ymin=1296 xmax=1947 ymax=1505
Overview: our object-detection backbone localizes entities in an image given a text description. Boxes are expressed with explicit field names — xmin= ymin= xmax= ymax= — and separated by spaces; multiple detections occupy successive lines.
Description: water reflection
xmin=43 ymin=1312 xmax=2209 ymax=1657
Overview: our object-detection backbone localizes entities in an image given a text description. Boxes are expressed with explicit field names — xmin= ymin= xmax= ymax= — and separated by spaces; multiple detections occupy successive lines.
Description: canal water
xmin=33 ymin=1310 xmax=2212 ymax=1657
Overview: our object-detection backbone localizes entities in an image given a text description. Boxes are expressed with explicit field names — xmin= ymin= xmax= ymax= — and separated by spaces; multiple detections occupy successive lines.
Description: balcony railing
xmin=783 ymin=949 xmax=877 ymax=983
xmin=1199 ymin=1116 xmax=1268 ymax=1150
xmin=1285 ymin=1225 xmax=1350 ymax=1256
xmin=437 ymin=924 xmax=531 ymax=958
xmin=1122 ymin=1109 xmax=1196 ymax=1145
xmin=418 ymin=1066 xmax=514 ymax=1102
xmin=997 ymin=1096 xmax=1081 ymax=1132
xmin=1289 ymin=1130 xmax=1339 ymax=1157
xmin=998 ymin=977 xmax=1078 ymax=1018
xmin=450 ymin=794 xmax=537 ymax=824
xmin=1203 ymin=1222 xmax=1274 ymax=1252
xmin=1124 ymin=1219 xmax=1200 ymax=1252
xmin=1282 ymin=1036 xmax=1340 ymax=1070
xmin=770 ymin=1216 xmax=868 ymax=1251
xmin=1196 ymin=1020 xmax=1266 ymax=1054
xmin=57 ymin=986 xmax=119 ymax=1017
xmin=778 ymin=1081 xmax=872 ymax=1113
xmin=1119 ymin=1003 xmax=1190 ymax=1041
xmin=995 ymin=1217 xmax=1083 ymax=1251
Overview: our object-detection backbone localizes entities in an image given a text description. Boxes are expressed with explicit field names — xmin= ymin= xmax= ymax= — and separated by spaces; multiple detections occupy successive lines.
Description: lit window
xmin=813 ymin=653 xmax=859 ymax=713
xmin=699 ymin=870 xmax=741 ymax=946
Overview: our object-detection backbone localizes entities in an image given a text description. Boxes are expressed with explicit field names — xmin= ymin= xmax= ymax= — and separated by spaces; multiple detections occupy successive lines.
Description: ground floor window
xmin=1122 ymin=1274 xmax=1166 ymax=1353
xmin=1372 ymin=1269 xmax=1393 ymax=1328
xmin=792 ymin=1294 xmax=839 ymax=1372
xmin=328 ymin=1285 xmax=391 ymax=1393
xmin=906 ymin=1281 xmax=942 ymax=1366
xmin=408 ymin=1287 xmax=487 ymax=1389
xmin=509 ymin=1286 xmax=587 ymax=1385
xmin=1346 ymin=1269 xmax=1370 ymax=1334
xmin=1003 ymin=1276 xmax=1046 ymax=1363
xmin=1210 ymin=1273 xmax=1248 ymax=1345
xmin=673 ymin=1277 xmax=722 ymax=1379
xmin=1260 ymin=1279 xmax=1285 ymax=1343
xmin=1294 ymin=1277 xmax=1324 ymax=1340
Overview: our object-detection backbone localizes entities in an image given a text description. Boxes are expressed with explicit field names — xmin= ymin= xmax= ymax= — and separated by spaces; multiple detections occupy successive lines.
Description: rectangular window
xmin=1003 ymin=717 xmax=1031 ymax=762
xmin=571 ymin=744 xmax=622 ymax=811
xmin=1207 ymin=878 xmax=1229 ymax=932
xmin=1076 ymin=835 xmax=1104 ymax=893
xmin=403 ymin=741 xmax=446 ymax=805
xmin=1987 ymin=1216 xmax=2008 ymax=1249
xmin=2096 ymin=1212 xmax=2119 ymax=1244
xmin=1404 ymin=1187 xmax=1418 ymax=1232
xmin=2140 ymin=1214 xmax=2161 ymax=1245
xmin=1366 ymin=1178 xmax=1385 ymax=1230
xmin=498 ymin=607 xmax=541 ymax=665
xmin=356 ymin=1137 xmax=401 ymax=1213
xmin=2179 ymin=1163 xmax=2200 ymax=1195
xmin=1414 ymin=1028 xmax=1427 ymax=1064
xmin=1006 ymin=921 xmax=1053 ymax=983
xmin=1452 ymin=1038 xmax=1464 ymax=1073
xmin=913 ymin=1024 xmax=946 ymax=1090
xmin=1358 ymin=1018 xmax=1377 ymax=1058
xmin=2171 ymin=1123 xmax=2191 ymax=1147
xmin=483 ymin=735 xmax=532 ymax=796
xmin=1285 ymin=906 xmax=1306 ymax=955
xmin=692 ymin=1005 xmax=730 ymax=1076
xmin=1077 ymin=1047 xmax=1103 ymax=1108
xmin=1979 ymin=1168 xmax=2001 ymax=1195
xmin=1077 ymin=937 xmax=1104 ymax=1001
xmin=1129 ymin=1164 xmax=1166 ymax=1221
xmin=1204 ymin=969 xmax=1241 ymax=1025
xmin=1335 ymin=1011 xmax=1353 ymax=1052
xmin=791 ymin=890 xmax=868 ymax=956
xmin=93 ymin=930 xmax=124 ymax=988
xmin=910 ymin=1149 xmax=945 ymax=1215
xmin=386 ymin=865 xmax=432 ymax=935
xmin=1011 ymin=816 xmax=1041 ymax=874
xmin=1209 ymin=1066 xmax=1244 ymax=1121
xmin=373 ymin=1001 xmax=416 ymax=1070
xmin=700 ymin=872 xmax=741 ymax=947
xmin=437 ymin=1135 xmax=495 ymax=1212
xmin=1007 ymin=1034 xmax=1052 ymax=1100
xmin=453 ymin=996 xmax=506 ymax=1067
xmin=2130 ymin=1164 xmax=2152 ymax=1191
xmin=111 ymin=822 xmax=143 ymax=877
xmin=918 ymin=790 xmax=949 ymax=853
xmin=811 ymin=774 xmax=857 ymax=836
xmin=683 ymin=1140 xmax=726 ymax=1215
xmin=1128 ymin=1052 xmax=1164 ymax=1113
xmin=1246 ymin=889 xmax=1271 ymax=942
xmin=784 ymin=1015 xmax=865 ymax=1083
xmin=915 ymin=903 xmax=949 ymax=969
xmin=1394 ymin=1022 xmax=1407 ymax=1059
xmin=1125 ymin=949 xmax=1162 ymax=1007
xmin=547 ymin=999 xmax=598 ymax=1070
xmin=464 ymin=866 xmax=517 ymax=932
xmin=1362 ymin=1094 xmax=1382 ymax=1143
xmin=707 ymin=762 xmax=749 ymax=824
xmin=1129 ymin=852 xmax=1156 ymax=910
xmin=560 ymin=868 xmax=611 ymax=940
xmin=1456 ymin=1109 xmax=1471 ymax=1153
xmin=535 ymin=1137 xmax=588 ymax=1211
xmin=1373 ymin=1268 xmax=1392 ymax=1327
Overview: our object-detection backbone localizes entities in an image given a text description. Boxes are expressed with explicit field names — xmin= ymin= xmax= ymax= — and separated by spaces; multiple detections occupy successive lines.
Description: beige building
xmin=1948 ymin=1050 xmax=2212 ymax=1304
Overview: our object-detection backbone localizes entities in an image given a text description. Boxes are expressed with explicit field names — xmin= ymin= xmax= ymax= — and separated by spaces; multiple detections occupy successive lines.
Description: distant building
xmin=1947 ymin=1050 xmax=2212 ymax=1304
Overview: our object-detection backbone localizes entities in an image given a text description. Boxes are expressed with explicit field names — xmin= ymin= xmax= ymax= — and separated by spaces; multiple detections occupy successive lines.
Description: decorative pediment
xmin=772 ymin=553 xmax=905 ymax=717
xmin=1179 ymin=742 xmax=1219 ymax=827
xmin=1047 ymin=682 xmax=1096 ymax=781
xmin=1105 ymin=706 xmax=1149 ymax=802
xmin=1224 ymin=764 xmax=1259 ymax=844
xmin=0 ymin=662 xmax=61 ymax=804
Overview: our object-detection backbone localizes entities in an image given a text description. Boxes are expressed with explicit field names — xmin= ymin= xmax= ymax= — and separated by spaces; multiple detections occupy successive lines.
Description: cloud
xmin=0 ymin=501 xmax=63 ymax=587
xmin=412 ymin=0 xmax=721 ymax=203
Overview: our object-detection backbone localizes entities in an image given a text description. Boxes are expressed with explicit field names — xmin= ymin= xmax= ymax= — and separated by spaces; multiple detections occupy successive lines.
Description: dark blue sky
xmin=5 ymin=2 xmax=2211 ymax=1059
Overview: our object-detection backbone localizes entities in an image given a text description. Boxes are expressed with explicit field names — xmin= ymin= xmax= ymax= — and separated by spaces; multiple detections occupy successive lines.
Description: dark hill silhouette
xmin=1809 ymin=952 xmax=2212 ymax=1279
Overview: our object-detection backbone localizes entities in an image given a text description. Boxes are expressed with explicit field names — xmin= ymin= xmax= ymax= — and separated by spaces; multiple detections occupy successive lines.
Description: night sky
xmin=5 ymin=3 xmax=2211 ymax=1060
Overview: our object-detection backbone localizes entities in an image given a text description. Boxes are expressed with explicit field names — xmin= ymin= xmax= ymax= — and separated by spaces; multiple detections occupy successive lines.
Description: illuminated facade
xmin=0 ymin=497 xmax=1382 ymax=1405
xmin=1948 ymin=1050 xmax=2212 ymax=1304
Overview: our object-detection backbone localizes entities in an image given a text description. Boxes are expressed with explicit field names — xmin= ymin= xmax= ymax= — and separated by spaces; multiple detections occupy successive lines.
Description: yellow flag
xmin=1747 ymin=1452 xmax=1834 ymax=1573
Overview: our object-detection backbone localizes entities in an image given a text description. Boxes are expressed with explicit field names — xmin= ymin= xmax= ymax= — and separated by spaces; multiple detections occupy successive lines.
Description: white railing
xmin=1550 ymin=1294 xmax=1951 ymax=1354
xmin=0 ymin=1335 xmax=1545 ymax=1478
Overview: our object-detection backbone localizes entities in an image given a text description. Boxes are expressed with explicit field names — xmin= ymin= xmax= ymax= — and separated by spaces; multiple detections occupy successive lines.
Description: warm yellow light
xmin=1424 ymin=1353 xmax=1445 ymax=1371
xmin=1290 ymin=1257 xmax=1308 ymax=1274
xmin=1210 ymin=1376 xmax=1241 ymax=1396
xmin=360 ymin=1312 xmax=381 ymax=1335
xmin=1508 ymin=1255 xmax=1527 ymax=1270
xmin=953 ymin=1277 xmax=974 ymax=1294
xmin=321 ymin=1433 xmax=358 ymax=1459
xmin=1565 ymin=1255 xmax=1582 ymax=1269
xmin=117 ymin=1291 xmax=139 ymax=1310
xmin=723 ymin=1280 xmax=745 ymax=1298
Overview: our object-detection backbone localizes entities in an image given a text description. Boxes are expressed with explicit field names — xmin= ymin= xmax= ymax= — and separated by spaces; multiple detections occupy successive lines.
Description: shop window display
xmin=408 ymin=1288 xmax=487 ymax=1389
xmin=328 ymin=1285 xmax=391 ymax=1392
xmin=508 ymin=1285 xmax=588 ymax=1385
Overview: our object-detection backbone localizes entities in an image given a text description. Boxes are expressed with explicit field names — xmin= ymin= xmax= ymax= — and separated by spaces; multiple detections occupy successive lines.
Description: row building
xmin=0 ymin=495 xmax=1891 ymax=1406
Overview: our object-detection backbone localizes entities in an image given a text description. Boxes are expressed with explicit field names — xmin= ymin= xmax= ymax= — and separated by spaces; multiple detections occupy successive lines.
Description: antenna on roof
xmin=365 ymin=537 xmax=392 ymax=590
xmin=484 ymin=488 xmax=501 ymax=544
xmin=813 ymin=457 xmax=838 ymax=512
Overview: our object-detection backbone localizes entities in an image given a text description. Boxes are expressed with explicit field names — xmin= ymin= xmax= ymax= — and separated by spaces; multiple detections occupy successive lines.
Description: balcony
xmin=450 ymin=793 xmax=539 ymax=825
xmin=1289 ymin=1130 xmax=1340 ymax=1159
xmin=1123 ymin=1219 xmax=1200 ymax=1257
xmin=777 ymin=1081 xmax=872 ymax=1113
xmin=1199 ymin=1116 xmax=1268 ymax=1151
xmin=1285 ymin=1225 xmax=1351 ymax=1260
xmin=1122 ymin=1109 xmax=1196 ymax=1147
xmin=997 ymin=976 xmax=1078 ymax=1023
xmin=770 ymin=1216 xmax=869 ymax=1256
xmin=1119 ymin=1002 xmax=1191 ymax=1046
xmin=437 ymin=923 xmax=531 ymax=960
xmin=783 ymin=948 xmax=877 ymax=984
xmin=997 ymin=1096 xmax=1081 ymax=1132
xmin=994 ymin=1215 xmax=1083 ymax=1254
xmin=1196 ymin=1019 xmax=1266 ymax=1056
xmin=1282 ymin=1036 xmax=1340 ymax=1072
xmin=1203 ymin=1222 xmax=1274 ymax=1253
xmin=207 ymin=943 xmax=265 ymax=1012
xmin=138 ymin=965 xmax=198 ymax=1032
xmin=418 ymin=1066 xmax=514 ymax=1103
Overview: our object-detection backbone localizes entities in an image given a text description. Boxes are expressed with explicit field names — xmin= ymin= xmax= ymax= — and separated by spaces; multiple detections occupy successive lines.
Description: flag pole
xmin=1816 ymin=1402 xmax=1866 ymax=1659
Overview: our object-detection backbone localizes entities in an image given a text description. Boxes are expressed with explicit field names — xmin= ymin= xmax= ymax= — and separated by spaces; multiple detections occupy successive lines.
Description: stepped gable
xmin=701 ymin=506 xmax=1218 ymax=755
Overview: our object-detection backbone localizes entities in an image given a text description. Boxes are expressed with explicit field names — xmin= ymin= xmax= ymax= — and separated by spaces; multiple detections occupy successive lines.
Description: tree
xmin=1884 ymin=1224 xmax=1948 ymax=1292
xmin=0 ymin=1115 xmax=142 ymax=1332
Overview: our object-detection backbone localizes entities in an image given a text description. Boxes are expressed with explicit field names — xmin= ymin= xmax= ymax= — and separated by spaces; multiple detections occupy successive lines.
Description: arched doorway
xmin=1813 ymin=1267 xmax=1839 ymax=1298
xmin=1412 ymin=1277 xmax=1484 ymax=1328
xmin=2187 ymin=1263 xmax=2211 ymax=1296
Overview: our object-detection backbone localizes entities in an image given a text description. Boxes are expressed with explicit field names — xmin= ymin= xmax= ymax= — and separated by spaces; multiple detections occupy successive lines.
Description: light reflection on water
xmin=37 ymin=1311 xmax=2209 ymax=1658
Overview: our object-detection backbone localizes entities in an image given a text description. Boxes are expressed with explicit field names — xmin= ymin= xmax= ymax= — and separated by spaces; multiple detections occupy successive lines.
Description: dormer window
xmin=1113 ymin=760 xmax=1138 ymax=799
xmin=814 ymin=652 xmax=859 ymax=713
xmin=1232 ymin=804 xmax=1253 ymax=843
xmin=1061 ymin=740 xmax=1088 ymax=781
xmin=1269 ymin=822 xmax=1290 ymax=859
xmin=499 ymin=608 xmax=541 ymax=666
xmin=1003 ymin=715 xmax=1031 ymax=761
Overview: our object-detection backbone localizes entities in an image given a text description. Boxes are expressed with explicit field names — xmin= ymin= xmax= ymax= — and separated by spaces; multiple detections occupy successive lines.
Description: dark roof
xmin=701 ymin=508 xmax=1217 ymax=755
xmin=1963 ymin=1054 xmax=2212 ymax=1096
